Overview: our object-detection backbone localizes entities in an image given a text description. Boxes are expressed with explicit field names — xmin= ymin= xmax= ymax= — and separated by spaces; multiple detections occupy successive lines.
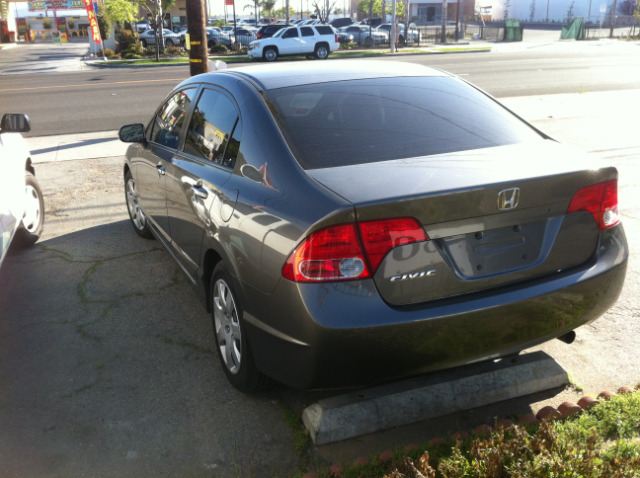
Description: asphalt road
xmin=1 ymin=38 xmax=640 ymax=135
xmin=0 ymin=40 xmax=639 ymax=477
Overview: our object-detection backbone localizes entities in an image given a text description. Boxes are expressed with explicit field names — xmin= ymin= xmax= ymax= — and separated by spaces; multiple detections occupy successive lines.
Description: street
xmin=1 ymin=39 xmax=640 ymax=135
xmin=0 ymin=40 xmax=639 ymax=477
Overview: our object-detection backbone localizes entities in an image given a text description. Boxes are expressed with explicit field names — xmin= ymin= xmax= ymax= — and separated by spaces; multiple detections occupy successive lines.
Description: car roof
xmin=187 ymin=60 xmax=448 ymax=91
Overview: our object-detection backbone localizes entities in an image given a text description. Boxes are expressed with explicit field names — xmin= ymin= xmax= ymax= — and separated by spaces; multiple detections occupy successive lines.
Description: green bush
xmin=118 ymin=30 xmax=137 ymax=53
xmin=124 ymin=52 xmax=143 ymax=59
xmin=43 ymin=18 xmax=51 ymax=29
xmin=103 ymin=48 xmax=119 ymax=59
xmin=165 ymin=45 xmax=184 ymax=56
xmin=210 ymin=44 xmax=229 ymax=54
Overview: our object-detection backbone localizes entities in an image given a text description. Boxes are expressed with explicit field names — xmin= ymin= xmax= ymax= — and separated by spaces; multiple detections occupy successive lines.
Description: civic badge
xmin=497 ymin=187 xmax=520 ymax=211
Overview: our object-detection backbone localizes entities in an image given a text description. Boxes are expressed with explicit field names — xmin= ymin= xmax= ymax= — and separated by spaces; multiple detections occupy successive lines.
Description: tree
xmin=566 ymin=0 xmax=575 ymax=22
xmin=503 ymin=0 xmax=511 ymax=20
xmin=357 ymin=0 xmax=405 ymax=19
xmin=0 ymin=1 xmax=8 ymax=20
xmin=529 ymin=0 xmax=536 ymax=21
xmin=619 ymin=0 xmax=640 ymax=15
xmin=102 ymin=0 xmax=139 ymax=29
xmin=311 ymin=0 xmax=336 ymax=23
xmin=134 ymin=0 xmax=176 ymax=58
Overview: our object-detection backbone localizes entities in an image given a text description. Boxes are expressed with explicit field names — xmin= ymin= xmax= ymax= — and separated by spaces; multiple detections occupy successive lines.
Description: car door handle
xmin=156 ymin=162 xmax=166 ymax=176
xmin=182 ymin=177 xmax=208 ymax=200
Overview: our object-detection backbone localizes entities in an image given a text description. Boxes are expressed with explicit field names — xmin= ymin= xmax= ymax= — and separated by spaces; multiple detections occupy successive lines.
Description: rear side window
xmin=301 ymin=27 xmax=314 ymax=37
xmin=265 ymin=77 xmax=544 ymax=170
xmin=184 ymin=88 xmax=241 ymax=168
xmin=315 ymin=26 xmax=334 ymax=35
xmin=150 ymin=88 xmax=196 ymax=149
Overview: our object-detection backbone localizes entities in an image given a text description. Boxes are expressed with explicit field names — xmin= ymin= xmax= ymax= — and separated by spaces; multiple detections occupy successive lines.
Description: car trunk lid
xmin=306 ymin=141 xmax=618 ymax=306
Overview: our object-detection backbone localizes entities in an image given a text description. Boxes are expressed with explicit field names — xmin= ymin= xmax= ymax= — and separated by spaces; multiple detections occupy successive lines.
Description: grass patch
xmin=298 ymin=391 xmax=640 ymax=477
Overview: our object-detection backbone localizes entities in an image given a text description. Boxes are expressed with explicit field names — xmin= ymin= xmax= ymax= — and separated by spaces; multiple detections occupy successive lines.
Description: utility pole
xmin=609 ymin=0 xmax=618 ymax=38
xmin=186 ymin=0 xmax=209 ymax=75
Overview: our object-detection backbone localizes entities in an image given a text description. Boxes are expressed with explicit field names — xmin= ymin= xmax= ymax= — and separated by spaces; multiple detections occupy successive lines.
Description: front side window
xmin=150 ymin=88 xmax=196 ymax=149
xmin=282 ymin=28 xmax=299 ymax=39
xmin=184 ymin=88 xmax=241 ymax=168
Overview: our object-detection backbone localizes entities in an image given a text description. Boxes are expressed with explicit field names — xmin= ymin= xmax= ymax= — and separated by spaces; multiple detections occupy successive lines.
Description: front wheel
xmin=263 ymin=47 xmax=278 ymax=62
xmin=211 ymin=263 xmax=267 ymax=392
xmin=14 ymin=171 xmax=44 ymax=247
xmin=165 ymin=38 xmax=174 ymax=46
xmin=124 ymin=170 xmax=153 ymax=239
xmin=364 ymin=37 xmax=373 ymax=48
xmin=314 ymin=43 xmax=329 ymax=59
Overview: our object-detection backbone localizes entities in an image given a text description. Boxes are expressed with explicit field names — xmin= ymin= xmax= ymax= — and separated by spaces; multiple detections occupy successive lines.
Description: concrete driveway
xmin=1 ymin=71 xmax=639 ymax=477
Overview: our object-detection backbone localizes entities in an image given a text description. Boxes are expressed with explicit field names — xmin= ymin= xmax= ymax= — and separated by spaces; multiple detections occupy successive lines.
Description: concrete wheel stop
xmin=302 ymin=351 xmax=568 ymax=445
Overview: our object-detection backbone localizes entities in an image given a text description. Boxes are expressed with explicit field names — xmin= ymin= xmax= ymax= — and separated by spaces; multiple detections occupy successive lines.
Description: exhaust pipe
xmin=557 ymin=331 xmax=576 ymax=344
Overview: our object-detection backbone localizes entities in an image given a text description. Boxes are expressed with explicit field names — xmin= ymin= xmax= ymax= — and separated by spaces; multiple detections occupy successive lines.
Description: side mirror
xmin=1 ymin=113 xmax=31 ymax=133
xmin=119 ymin=123 xmax=146 ymax=143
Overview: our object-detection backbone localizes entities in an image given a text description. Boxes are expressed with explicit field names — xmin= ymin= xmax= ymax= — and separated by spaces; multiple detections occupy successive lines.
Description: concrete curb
xmin=302 ymin=351 xmax=568 ymax=445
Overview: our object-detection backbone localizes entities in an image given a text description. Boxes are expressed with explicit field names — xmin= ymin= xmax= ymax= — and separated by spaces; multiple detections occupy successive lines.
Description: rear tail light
xmin=282 ymin=218 xmax=427 ymax=283
xmin=566 ymin=179 xmax=620 ymax=230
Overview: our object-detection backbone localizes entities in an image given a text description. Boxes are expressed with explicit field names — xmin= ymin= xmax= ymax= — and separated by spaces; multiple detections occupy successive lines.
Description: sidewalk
xmin=28 ymin=130 xmax=127 ymax=164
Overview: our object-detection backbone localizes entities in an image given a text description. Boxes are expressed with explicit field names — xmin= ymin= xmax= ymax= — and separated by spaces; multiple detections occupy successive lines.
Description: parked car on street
xmin=231 ymin=27 xmax=258 ymax=47
xmin=248 ymin=24 xmax=339 ymax=61
xmin=256 ymin=24 xmax=288 ymax=40
xmin=376 ymin=23 xmax=420 ymax=45
xmin=339 ymin=24 xmax=388 ymax=46
xmin=329 ymin=17 xmax=353 ymax=28
xmin=0 ymin=113 xmax=44 ymax=269
xmin=206 ymin=27 xmax=233 ymax=48
xmin=139 ymin=28 xmax=181 ymax=47
xmin=118 ymin=60 xmax=627 ymax=392
xmin=132 ymin=19 xmax=150 ymax=33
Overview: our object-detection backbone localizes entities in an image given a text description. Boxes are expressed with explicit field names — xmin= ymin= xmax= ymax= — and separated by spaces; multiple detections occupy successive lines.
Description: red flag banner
xmin=225 ymin=0 xmax=234 ymax=5
xmin=82 ymin=0 xmax=102 ymax=44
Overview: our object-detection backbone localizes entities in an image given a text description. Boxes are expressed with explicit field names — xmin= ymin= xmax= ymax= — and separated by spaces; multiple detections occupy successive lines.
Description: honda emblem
xmin=497 ymin=187 xmax=520 ymax=211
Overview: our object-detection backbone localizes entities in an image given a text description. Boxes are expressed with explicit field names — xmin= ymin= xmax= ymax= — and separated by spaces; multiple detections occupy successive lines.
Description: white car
xmin=248 ymin=24 xmax=339 ymax=61
xmin=0 ymin=114 xmax=44 ymax=269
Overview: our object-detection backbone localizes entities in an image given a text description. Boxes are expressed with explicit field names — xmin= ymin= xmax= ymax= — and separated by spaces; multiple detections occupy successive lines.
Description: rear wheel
xmin=263 ymin=47 xmax=278 ymax=61
xmin=165 ymin=38 xmax=174 ymax=46
xmin=14 ymin=171 xmax=44 ymax=247
xmin=211 ymin=263 xmax=266 ymax=392
xmin=314 ymin=43 xmax=329 ymax=59
xmin=124 ymin=170 xmax=153 ymax=239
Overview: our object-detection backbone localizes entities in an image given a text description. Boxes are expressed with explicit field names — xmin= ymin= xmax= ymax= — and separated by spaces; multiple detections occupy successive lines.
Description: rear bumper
xmin=244 ymin=224 xmax=628 ymax=389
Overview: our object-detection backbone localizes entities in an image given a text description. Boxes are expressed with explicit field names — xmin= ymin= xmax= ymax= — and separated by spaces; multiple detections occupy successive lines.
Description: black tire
xmin=165 ymin=38 xmax=173 ymax=46
xmin=263 ymin=46 xmax=278 ymax=62
xmin=314 ymin=43 xmax=329 ymax=59
xmin=399 ymin=35 xmax=406 ymax=46
xmin=364 ymin=37 xmax=373 ymax=48
xmin=211 ymin=263 xmax=267 ymax=392
xmin=141 ymin=39 xmax=147 ymax=48
xmin=14 ymin=171 xmax=44 ymax=248
xmin=124 ymin=170 xmax=153 ymax=239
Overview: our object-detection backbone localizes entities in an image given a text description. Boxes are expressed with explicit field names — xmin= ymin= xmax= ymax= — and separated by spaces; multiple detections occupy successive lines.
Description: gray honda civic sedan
xmin=119 ymin=60 xmax=627 ymax=392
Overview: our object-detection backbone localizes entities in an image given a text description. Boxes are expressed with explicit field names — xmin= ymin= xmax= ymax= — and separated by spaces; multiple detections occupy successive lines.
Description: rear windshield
xmin=264 ymin=76 xmax=544 ymax=170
